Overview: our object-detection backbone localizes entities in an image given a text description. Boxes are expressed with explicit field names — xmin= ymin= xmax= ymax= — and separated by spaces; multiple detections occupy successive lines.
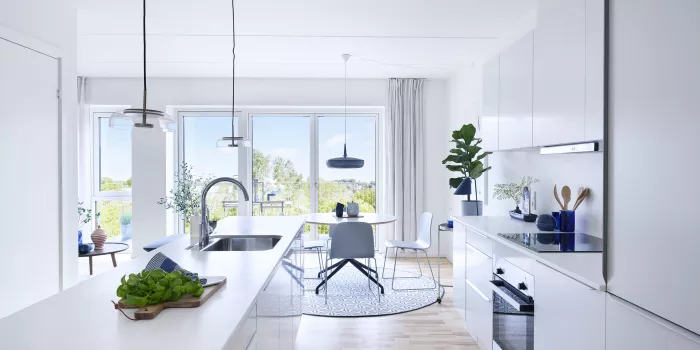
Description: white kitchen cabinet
xmin=532 ymin=0 xmax=586 ymax=146
xmin=498 ymin=31 xmax=534 ymax=150
xmin=585 ymin=0 xmax=605 ymax=141
xmin=606 ymin=294 xmax=700 ymax=350
xmin=465 ymin=241 xmax=493 ymax=350
xmin=480 ymin=55 xmax=500 ymax=151
xmin=532 ymin=262 xmax=604 ymax=350
xmin=453 ymin=222 xmax=467 ymax=322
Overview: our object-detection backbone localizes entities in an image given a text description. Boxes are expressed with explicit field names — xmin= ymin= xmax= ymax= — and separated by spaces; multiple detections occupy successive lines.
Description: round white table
xmin=305 ymin=212 xmax=397 ymax=295
xmin=305 ymin=212 xmax=397 ymax=226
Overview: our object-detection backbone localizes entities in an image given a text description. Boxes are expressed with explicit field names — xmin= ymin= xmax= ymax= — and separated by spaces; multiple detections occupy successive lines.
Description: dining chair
xmin=323 ymin=222 xmax=380 ymax=304
xmin=382 ymin=212 xmax=437 ymax=291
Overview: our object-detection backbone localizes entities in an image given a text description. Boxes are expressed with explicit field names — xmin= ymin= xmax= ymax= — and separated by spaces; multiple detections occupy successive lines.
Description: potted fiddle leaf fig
xmin=442 ymin=124 xmax=492 ymax=216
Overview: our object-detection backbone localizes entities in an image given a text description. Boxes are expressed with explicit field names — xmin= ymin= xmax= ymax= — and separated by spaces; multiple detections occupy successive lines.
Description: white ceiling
xmin=77 ymin=0 xmax=537 ymax=78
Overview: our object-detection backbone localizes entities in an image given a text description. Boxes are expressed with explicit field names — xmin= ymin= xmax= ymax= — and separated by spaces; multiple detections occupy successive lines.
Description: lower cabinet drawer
xmin=467 ymin=228 xmax=493 ymax=258
xmin=466 ymin=242 xmax=492 ymax=295
xmin=466 ymin=278 xmax=493 ymax=350
xmin=227 ymin=304 xmax=257 ymax=350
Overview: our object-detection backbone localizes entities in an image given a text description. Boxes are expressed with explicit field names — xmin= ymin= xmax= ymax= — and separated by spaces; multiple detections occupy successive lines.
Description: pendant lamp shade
xmin=326 ymin=54 xmax=364 ymax=169
xmin=108 ymin=0 xmax=174 ymax=132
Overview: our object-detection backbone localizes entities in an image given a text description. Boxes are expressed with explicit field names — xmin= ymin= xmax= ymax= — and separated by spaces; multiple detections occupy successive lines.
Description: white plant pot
xmin=189 ymin=214 xmax=201 ymax=238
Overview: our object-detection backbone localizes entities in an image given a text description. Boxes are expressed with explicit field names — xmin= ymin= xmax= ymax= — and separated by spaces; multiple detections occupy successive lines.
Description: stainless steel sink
xmin=200 ymin=235 xmax=282 ymax=252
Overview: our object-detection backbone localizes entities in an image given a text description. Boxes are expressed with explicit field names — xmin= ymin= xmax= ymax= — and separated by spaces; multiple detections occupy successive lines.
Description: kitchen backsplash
xmin=450 ymin=149 xmax=604 ymax=238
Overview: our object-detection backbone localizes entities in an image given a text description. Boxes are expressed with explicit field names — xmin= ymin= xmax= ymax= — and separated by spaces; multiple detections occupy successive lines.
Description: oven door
xmin=491 ymin=276 xmax=534 ymax=350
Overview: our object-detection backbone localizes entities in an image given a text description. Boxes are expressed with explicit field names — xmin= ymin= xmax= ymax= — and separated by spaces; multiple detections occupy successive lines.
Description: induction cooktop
xmin=497 ymin=232 xmax=603 ymax=253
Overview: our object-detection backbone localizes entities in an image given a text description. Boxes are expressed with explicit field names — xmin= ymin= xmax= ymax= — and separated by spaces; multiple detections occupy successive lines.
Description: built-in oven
xmin=491 ymin=258 xmax=535 ymax=350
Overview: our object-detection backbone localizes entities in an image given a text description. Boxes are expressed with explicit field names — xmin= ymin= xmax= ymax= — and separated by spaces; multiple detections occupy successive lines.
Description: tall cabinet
xmin=480 ymin=55 xmax=500 ymax=151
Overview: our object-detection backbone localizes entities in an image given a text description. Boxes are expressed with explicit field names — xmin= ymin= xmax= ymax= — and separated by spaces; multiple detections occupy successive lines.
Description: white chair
xmin=382 ymin=212 xmax=437 ymax=291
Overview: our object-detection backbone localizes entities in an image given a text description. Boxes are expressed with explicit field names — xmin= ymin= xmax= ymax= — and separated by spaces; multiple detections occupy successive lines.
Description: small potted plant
xmin=78 ymin=201 xmax=99 ymax=245
xmin=120 ymin=212 xmax=132 ymax=241
xmin=158 ymin=163 xmax=212 ymax=235
xmin=443 ymin=124 xmax=492 ymax=216
xmin=494 ymin=176 xmax=539 ymax=220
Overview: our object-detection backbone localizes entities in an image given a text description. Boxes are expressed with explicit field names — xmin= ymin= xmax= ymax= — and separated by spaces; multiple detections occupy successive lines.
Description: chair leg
xmin=324 ymin=258 xmax=329 ymax=305
xmin=390 ymin=249 xmax=439 ymax=291
xmin=381 ymin=246 xmax=390 ymax=279
xmin=372 ymin=258 xmax=380 ymax=303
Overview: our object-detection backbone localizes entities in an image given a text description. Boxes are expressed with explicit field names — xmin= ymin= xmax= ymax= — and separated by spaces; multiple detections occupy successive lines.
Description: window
xmin=91 ymin=106 xmax=132 ymax=242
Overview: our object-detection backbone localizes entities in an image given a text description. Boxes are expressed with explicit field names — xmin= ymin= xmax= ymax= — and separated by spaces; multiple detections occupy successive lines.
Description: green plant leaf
xmin=469 ymin=163 xmax=484 ymax=179
xmin=446 ymin=165 xmax=464 ymax=172
xmin=449 ymin=148 xmax=465 ymax=155
xmin=467 ymin=145 xmax=482 ymax=156
xmin=449 ymin=177 xmax=465 ymax=189
xmin=442 ymin=155 xmax=458 ymax=164
xmin=459 ymin=124 xmax=477 ymax=142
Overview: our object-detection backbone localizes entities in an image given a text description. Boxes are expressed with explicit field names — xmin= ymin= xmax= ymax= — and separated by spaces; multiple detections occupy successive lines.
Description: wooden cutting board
xmin=116 ymin=277 xmax=226 ymax=320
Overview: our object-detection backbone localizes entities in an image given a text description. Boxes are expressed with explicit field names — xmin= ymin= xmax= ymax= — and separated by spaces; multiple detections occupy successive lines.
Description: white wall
xmin=1 ymin=0 xmax=79 ymax=290
xmin=86 ymin=77 xmax=450 ymax=255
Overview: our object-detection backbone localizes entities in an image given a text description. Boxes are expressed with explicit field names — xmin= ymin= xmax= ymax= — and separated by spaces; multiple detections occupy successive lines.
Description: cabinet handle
xmin=467 ymin=228 xmax=489 ymax=240
xmin=466 ymin=243 xmax=491 ymax=260
xmin=535 ymin=260 xmax=596 ymax=291
xmin=466 ymin=278 xmax=491 ymax=302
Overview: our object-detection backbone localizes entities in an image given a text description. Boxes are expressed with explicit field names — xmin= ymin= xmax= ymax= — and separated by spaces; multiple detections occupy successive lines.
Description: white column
xmin=131 ymin=127 xmax=168 ymax=257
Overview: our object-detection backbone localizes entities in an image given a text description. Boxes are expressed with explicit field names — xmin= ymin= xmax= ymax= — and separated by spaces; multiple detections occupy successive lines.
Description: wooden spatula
xmin=573 ymin=188 xmax=589 ymax=210
xmin=553 ymin=185 xmax=565 ymax=210
xmin=561 ymin=185 xmax=572 ymax=210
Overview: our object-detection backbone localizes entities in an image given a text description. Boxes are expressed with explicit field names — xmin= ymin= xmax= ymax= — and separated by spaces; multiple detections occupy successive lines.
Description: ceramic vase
xmin=91 ymin=226 xmax=107 ymax=250
xmin=347 ymin=201 xmax=360 ymax=217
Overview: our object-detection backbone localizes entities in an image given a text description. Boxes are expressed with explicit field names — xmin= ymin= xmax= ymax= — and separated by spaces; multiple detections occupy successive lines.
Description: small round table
xmin=305 ymin=213 xmax=398 ymax=295
xmin=79 ymin=242 xmax=129 ymax=275
xmin=436 ymin=223 xmax=453 ymax=304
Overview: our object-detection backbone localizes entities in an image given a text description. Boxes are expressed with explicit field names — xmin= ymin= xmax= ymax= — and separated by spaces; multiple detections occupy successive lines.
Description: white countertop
xmin=0 ymin=216 xmax=306 ymax=350
xmin=452 ymin=216 xmax=605 ymax=291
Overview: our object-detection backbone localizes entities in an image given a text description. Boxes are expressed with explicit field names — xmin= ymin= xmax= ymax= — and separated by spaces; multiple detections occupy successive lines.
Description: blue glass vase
xmin=559 ymin=210 xmax=575 ymax=232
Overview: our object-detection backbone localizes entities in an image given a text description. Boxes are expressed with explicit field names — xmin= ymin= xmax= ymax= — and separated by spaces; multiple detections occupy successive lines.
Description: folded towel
xmin=145 ymin=252 xmax=207 ymax=285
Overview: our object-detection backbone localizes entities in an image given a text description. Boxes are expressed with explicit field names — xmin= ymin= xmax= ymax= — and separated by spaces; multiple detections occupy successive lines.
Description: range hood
xmin=540 ymin=141 xmax=600 ymax=155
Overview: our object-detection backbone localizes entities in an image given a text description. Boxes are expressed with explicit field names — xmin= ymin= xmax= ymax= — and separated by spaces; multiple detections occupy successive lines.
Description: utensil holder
xmin=559 ymin=210 xmax=575 ymax=232
xmin=552 ymin=212 xmax=561 ymax=230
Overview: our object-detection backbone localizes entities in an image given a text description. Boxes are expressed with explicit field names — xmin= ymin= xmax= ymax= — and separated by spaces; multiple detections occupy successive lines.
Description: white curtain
xmin=384 ymin=78 xmax=425 ymax=245
xmin=77 ymin=77 xmax=92 ymax=204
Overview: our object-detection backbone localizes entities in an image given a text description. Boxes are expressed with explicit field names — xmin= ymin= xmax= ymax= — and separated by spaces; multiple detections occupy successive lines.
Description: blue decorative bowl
xmin=536 ymin=214 xmax=557 ymax=231
xmin=79 ymin=243 xmax=95 ymax=254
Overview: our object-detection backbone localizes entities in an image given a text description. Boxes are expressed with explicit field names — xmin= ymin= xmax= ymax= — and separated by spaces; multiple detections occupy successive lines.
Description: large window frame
xmin=90 ymin=105 xmax=133 ymax=235
xmin=170 ymin=105 xmax=384 ymax=238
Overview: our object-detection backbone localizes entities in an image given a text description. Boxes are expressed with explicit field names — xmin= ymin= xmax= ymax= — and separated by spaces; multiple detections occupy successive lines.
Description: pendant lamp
xmin=109 ymin=0 xmax=175 ymax=132
xmin=217 ymin=0 xmax=249 ymax=148
xmin=326 ymin=54 xmax=364 ymax=169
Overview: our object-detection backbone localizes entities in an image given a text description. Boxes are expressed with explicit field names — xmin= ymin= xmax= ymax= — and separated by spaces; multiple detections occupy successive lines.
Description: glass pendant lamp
xmin=326 ymin=54 xmax=364 ymax=169
xmin=109 ymin=0 xmax=175 ymax=132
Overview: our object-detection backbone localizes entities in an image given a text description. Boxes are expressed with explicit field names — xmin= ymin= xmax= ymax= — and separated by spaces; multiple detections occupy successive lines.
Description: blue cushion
xmin=143 ymin=234 xmax=186 ymax=252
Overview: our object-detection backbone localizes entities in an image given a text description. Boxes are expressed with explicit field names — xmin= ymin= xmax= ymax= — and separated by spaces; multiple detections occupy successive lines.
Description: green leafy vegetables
xmin=116 ymin=269 xmax=205 ymax=307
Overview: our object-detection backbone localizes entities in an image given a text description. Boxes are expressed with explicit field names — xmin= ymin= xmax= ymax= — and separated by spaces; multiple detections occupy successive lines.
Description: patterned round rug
xmin=303 ymin=265 xmax=444 ymax=317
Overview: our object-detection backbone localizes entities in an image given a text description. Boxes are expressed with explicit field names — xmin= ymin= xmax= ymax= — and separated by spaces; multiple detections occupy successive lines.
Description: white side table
xmin=437 ymin=223 xmax=453 ymax=304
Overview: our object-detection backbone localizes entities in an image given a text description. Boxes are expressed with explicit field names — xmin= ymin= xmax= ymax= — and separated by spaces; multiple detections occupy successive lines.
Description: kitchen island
xmin=0 ymin=216 xmax=306 ymax=350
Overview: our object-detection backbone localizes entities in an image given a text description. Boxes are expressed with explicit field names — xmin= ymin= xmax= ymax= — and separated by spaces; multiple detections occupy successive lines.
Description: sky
xmin=99 ymin=115 xmax=377 ymax=184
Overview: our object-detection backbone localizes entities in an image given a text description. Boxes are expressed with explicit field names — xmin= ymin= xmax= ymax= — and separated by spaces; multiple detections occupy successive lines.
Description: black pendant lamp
xmin=326 ymin=54 xmax=364 ymax=169
xmin=109 ymin=0 xmax=175 ymax=132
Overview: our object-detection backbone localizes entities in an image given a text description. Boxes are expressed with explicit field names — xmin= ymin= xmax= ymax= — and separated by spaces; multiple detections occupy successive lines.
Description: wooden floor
xmin=295 ymin=252 xmax=477 ymax=350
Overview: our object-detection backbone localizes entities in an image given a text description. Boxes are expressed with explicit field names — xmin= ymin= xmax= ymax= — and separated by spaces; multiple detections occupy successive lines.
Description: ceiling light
xmin=326 ymin=54 xmax=365 ymax=169
xmin=109 ymin=0 xmax=174 ymax=132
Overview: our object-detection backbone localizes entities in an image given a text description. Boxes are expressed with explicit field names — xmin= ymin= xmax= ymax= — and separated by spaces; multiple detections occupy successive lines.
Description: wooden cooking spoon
xmin=561 ymin=185 xmax=572 ymax=211
xmin=553 ymin=185 xmax=565 ymax=210
xmin=573 ymin=188 xmax=589 ymax=210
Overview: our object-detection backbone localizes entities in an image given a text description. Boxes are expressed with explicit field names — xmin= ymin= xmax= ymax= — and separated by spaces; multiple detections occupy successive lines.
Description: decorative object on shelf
xmin=327 ymin=54 xmax=364 ymax=169
xmin=108 ymin=0 xmax=175 ymax=132
xmin=334 ymin=202 xmax=345 ymax=218
xmin=559 ymin=210 xmax=576 ymax=232
xmin=78 ymin=243 xmax=95 ymax=254
xmin=120 ymin=212 xmax=132 ymax=241
xmin=553 ymin=184 xmax=565 ymax=210
xmin=91 ymin=226 xmax=107 ymax=250
xmin=495 ymin=176 xmax=539 ymax=221
xmin=443 ymin=124 xmax=492 ymax=216
xmin=78 ymin=201 xmax=99 ymax=245
xmin=346 ymin=201 xmax=360 ymax=217
xmin=536 ymin=214 xmax=557 ymax=231
xmin=158 ymin=163 xmax=213 ymax=235
xmin=216 ymin=0 xmax=250 ymax=148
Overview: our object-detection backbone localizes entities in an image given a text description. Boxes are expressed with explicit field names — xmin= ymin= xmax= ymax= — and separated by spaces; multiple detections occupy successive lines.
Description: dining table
xmin=305 ymin=212 xmax=397 ymax=295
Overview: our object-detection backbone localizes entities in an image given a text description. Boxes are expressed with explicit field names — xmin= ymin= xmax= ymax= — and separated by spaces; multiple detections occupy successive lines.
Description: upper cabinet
xmin=483 ymin=0 xmax=605 ymax=150
xmin=498 ymin=31 xmax=534 ymax=150
xmin=480 ymin=55 xmax=500 ymax=151
xmin=533 ymin=0 xmax=586 ymax=146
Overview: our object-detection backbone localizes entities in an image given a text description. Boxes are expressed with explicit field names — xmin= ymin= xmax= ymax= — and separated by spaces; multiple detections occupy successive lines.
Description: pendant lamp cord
xmin=142 ymin=0 xmax=147 ymax=123
xmin=343 ymin=56 xmax=348 ymax=157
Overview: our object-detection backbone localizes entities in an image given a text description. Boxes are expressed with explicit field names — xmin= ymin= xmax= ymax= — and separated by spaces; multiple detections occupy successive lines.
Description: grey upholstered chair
xmin=324 ymin=222 xmax=380 ymax=304
xmin=382 ymin=212 xmax=437 ymax=291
